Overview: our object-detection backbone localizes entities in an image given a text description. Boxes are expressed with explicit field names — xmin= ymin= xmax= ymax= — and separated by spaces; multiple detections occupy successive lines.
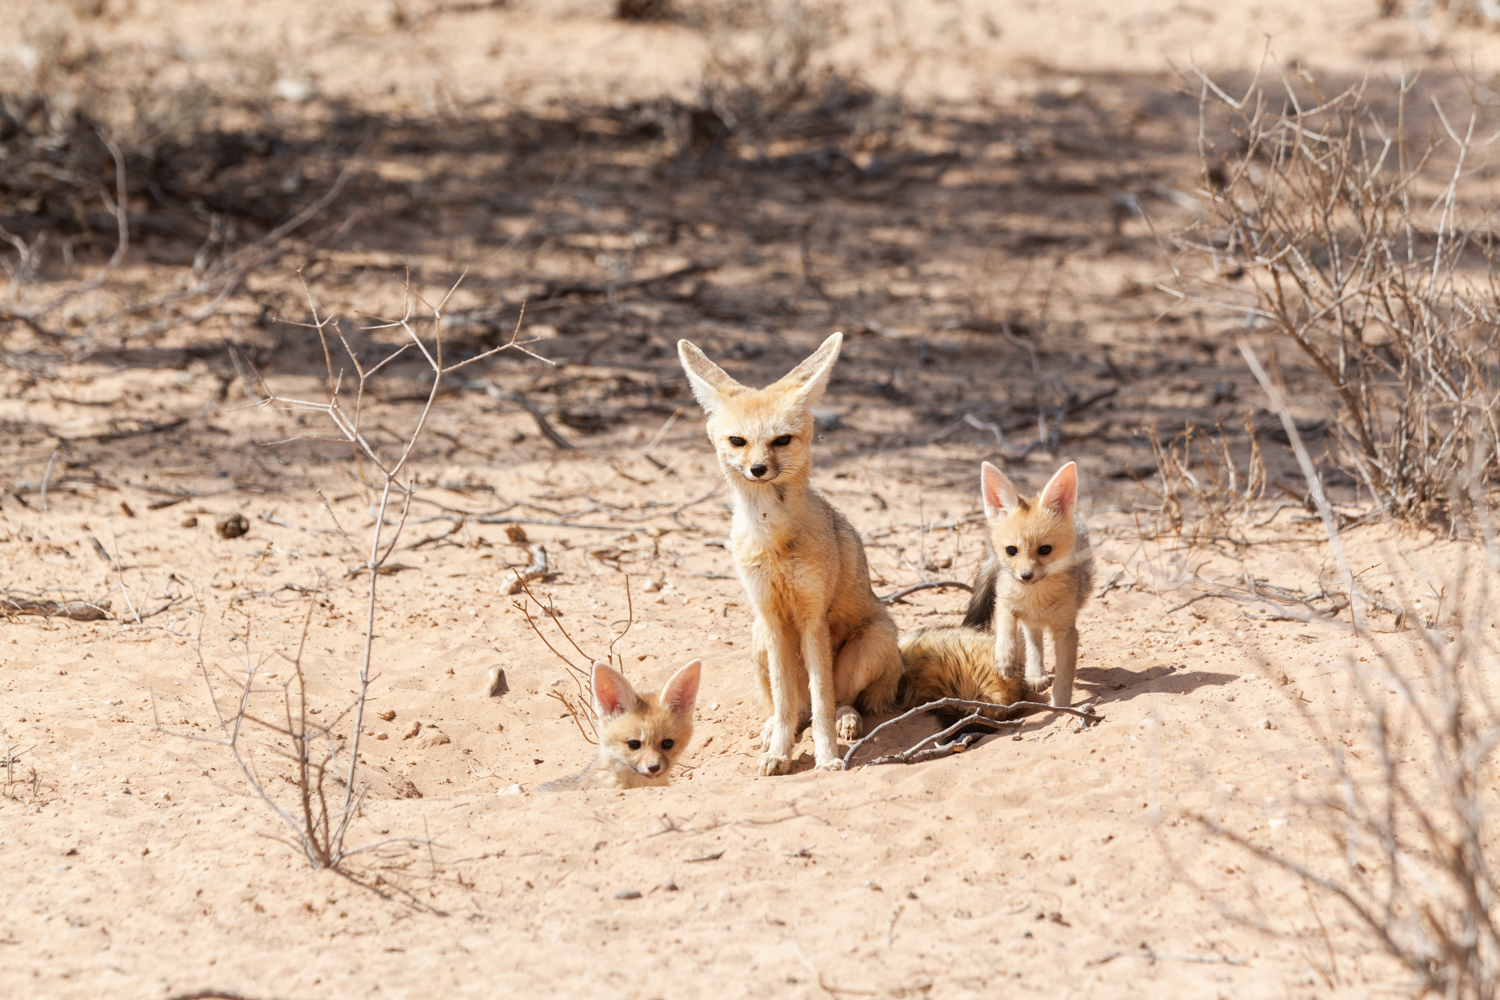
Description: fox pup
xmin=539 ymin=659 xmax=700 ymax=792
xmin=677 ymin=332 xmax=902 ymax=775
xmin=897 ymin=626 xmax=1031 ymax=724
xmin=961 ymin=461 xmax=1094 ymax=707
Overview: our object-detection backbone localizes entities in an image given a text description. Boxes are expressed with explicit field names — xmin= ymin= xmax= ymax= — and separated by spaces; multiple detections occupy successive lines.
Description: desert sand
xmin=2 ymin=2 xmax=1496 ymax=997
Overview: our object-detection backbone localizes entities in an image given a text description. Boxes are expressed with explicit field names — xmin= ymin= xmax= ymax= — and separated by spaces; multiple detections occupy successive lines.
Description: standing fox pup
xmin=962 ymin=461 xmax=1094 ymax=707
xmin=678 ymin=332 xmax=902 ymax=774
xmin=539 ymin=659 xmax=701 ymax=792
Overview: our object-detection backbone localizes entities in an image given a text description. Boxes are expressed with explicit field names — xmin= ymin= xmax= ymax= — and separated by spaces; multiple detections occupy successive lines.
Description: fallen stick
xmin=1 ymin=595 xmax=113 ymax=621
xmin=868 ymin=728 xmax=992 ymax=766
xmin=504 ymin=544 xmax=549 ymax=595
xmin=878 ymin=580 xmax=973 ymax=604
xmin=467 ymin=380 xmax=576 ymax=450
xmin=1085 ymin=946 xmax=1248 ymax=967
xmin=843 ymin=697 xmax=1100 ymax=768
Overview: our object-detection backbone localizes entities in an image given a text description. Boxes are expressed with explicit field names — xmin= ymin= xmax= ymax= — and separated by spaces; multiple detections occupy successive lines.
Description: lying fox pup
xmin=897 ymin=626 xmax=1031 ymax=723
xmin=961 ymin=461 xmax=1094 ymax=707
xmin=539 ymin=659 xmax=700 ymax=792
xmin=677 ymin=332 xmax=902 ymax=774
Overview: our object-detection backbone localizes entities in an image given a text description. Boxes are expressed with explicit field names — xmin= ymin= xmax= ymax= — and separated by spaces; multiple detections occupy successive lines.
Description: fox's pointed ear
xmin=659 ymin=659 xmax=701 ymax=717
xmin=677 ymin=340 xmax=742 ymax=415
xmin=591 ymin=661 xmax=637 ymax=720
xmin=771 ymin=331 xmax=842 ymax=407
xmin=1039 ymin=462 xmax=1078 ymax=517
xmin=980 ymin=461 xmax=1022 ymax=520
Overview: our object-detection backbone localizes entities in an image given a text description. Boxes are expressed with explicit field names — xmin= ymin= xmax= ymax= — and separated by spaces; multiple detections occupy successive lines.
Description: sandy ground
xmin=2 ymin=2 xmax=1497 ymax=998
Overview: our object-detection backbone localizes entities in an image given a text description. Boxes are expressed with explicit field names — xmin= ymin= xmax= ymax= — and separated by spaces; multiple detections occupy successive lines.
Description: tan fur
xmin=897 ymin=626 xmax=1031 ymax=722
xmin=539 ymin=659 xmax=699 ymax=792
xmin=888 ymin=629 xmax=1032 ymax=722
xmin=678 ymin=333 xmax=902 ymax=774
xmin=960 ymin=461 xmax=1094 ymax=707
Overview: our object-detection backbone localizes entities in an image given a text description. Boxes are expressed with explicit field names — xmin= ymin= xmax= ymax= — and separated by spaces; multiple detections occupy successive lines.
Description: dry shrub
xmin=698 ymin=0 xmax=851 ymax=133
xmin=512 ymin=575 xmax=638 ymax=745
xmin=165 ymin=277 xmax=548 ymax=870
xmin=1203 ymin=547 xmax=1500 ymax=998
xmin=1169 ymin=70 xmax=1500 ymax=521
xmin=1137 ymin=414 xmax=1266 ymax=537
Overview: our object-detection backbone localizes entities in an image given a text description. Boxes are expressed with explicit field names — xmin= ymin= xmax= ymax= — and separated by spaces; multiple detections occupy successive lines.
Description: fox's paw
xmin=813 ymin=757 xmax=845 ymax=773
xmin=757 ymin=753 xmax=791 ymax=777
xmin=834 ymin=705 xmax=862 ymax=741
xmin=758 ymin=717 xmax=776 ymax=750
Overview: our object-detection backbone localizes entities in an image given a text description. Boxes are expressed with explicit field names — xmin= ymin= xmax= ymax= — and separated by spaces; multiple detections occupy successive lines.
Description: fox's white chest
xmin=997 ymin=569 xmax=1079 ymax=627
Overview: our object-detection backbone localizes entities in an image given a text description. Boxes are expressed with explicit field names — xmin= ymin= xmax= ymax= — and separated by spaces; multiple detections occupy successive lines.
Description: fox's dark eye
xmin=1004 ymin=545 xmax=1018 ymax=557
xmin=728 ymin=436 xmax=746 ymax=448
xmin=772 ymin=434 xmax=793 ymax=447
xmin=627 ymin=739 xmax=642 ymax=750
xmin=660 ymin=738 xmax=674 ymax=749
xmin=1038 ymin=544 xmax=1052 ymax=556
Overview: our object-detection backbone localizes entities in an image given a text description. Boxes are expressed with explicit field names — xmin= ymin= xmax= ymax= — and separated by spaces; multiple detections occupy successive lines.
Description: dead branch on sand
xmin=843 ymin=697 xmax=1101 ymax=769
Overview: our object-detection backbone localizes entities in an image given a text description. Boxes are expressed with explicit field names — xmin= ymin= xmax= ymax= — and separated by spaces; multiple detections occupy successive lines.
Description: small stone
xmin=486 ymin=666 xmax=508 ymax=697
xmin=375 ymin=733 xmax=388 ymax=740
xmin=1062 ymin=875 xmax=1076 ymax=886
xmin=416 ymin=729 xmax=451 ymax=749
xmin=659 ymin=880 xmax=679 ymax=892
xmin=614 ymin=889 xmax=641 ymax=900
xmin=215 ymin=513 xmax=249 ymax=539
xmin=403 ymin=721 xmax=421 ymax=739
xmin=644 ymin=579 xmax=665 ymax=593
xmin=1262 ymin=718 xmax=1276 ymax=730
xmin=181 ymin=516 xmax=198 ymax=528
xmin=377 ymin=709 xmax=396 ymax=722
xmin=496 ymin=722 xmax=504 ymax=733
xmin=504 ymin=525 xmax=529 ymax=544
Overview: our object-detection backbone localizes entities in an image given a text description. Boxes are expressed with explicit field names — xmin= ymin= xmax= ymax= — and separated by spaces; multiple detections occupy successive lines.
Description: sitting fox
xmin=961 ymin=461 xmax=1093 ymax=707
xmin=677 ymin=332 xmax=903 ymax=774
xmin=539 ymin=659 xmax=700 ymax=792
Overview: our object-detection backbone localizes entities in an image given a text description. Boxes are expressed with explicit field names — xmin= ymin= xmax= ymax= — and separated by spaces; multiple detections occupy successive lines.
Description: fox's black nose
xmin=647 ymin=762 xmax=661 ymax=773
xmin=1019 ymin=569 xmax=1034 ymax=581
xmin=749 ymin=464 xmax=768 ymax=478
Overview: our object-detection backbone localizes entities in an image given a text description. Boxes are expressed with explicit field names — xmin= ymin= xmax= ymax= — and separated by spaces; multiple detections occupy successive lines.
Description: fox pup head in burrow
xmin=592 ymin=658 xmax=701 ymax=779
xmin=676 ymin=333 xmax=841 ymax=489
xmin=980 ymin=461 xmax=1081 ymax=586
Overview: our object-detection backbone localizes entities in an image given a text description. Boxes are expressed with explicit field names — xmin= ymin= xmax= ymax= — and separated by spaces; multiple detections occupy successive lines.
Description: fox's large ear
xmin=980 ymin=461 xmax=1022 ymax=520
xmin=1039 ymin=462 xmax=1078 ymax=517
xmin=770 ymin=331 xmax=842 ymax=407
xmin=677 ymin=340 xmax=742 ymax=415
xmin=591 ymin=661 xmax=637 ymax=720
xmin=659 ymin=658 xmax=701 ymax=717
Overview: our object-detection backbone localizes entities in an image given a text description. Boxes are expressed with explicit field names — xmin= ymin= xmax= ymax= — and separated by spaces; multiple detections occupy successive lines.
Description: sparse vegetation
xmin=1171 ymin=71 xmax=1500 ymax=522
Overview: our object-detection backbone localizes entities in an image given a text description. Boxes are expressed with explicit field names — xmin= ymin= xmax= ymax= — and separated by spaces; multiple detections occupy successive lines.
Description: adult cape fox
xmin=677 ymin=332 xmax=902 ymax=774
xmin=956 ymin=461 xmax=1094 ymax=707
xmin=539 ymin=659 xmax=700 ymax=792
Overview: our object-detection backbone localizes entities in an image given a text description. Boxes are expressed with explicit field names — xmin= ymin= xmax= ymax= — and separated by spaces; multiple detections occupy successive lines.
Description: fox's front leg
xmin=758 ymin=620 xmax=801 ymax=776
xmin=1051 ymin=623 xmax=1078 ymax=708
xmin=801 ymin=621 xmax=841 ymax=771
xmin=1021 ymin=620 xmax=1047 ymax=691
xmin=993 ymin=609 xmax=1022 ymax=680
